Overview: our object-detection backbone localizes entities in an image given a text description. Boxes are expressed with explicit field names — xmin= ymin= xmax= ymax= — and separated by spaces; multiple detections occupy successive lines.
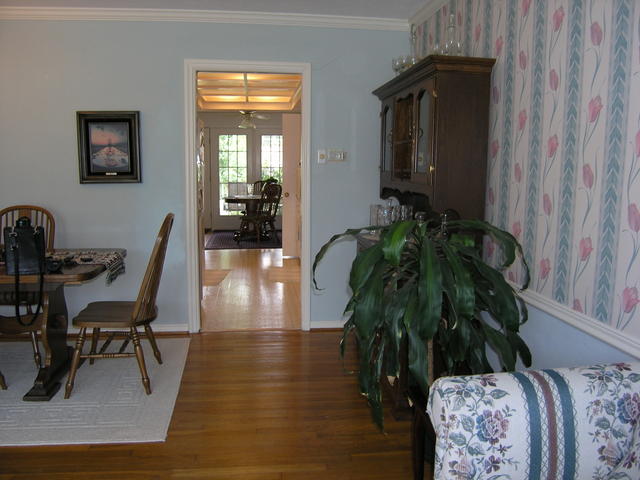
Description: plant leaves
xmin=472 ymin=258 xmax=520 ymax=332
xmin=449 ymin=218 xmax=530 ymax=289
xmin=480 ymin=321 xmax=516 ymax=371
xmin=440 ymin=242 xmax=475 ymax=322
xmin=349 ymin=243 xmax=384 ymax=294
xmin=312 ymin=227 xmax=375 ymax=289
xmin=506 ymin=330 xmax=532 ymax=367
xmin=381 ymin=220 xmax=415 ymax=266
xmin=407 ymin=328 xmax=430 ymax=395
xmin=352 ymin=262 xmax=386 ymax=342
xmin=417 ymin=236 xmax=442 ymax=338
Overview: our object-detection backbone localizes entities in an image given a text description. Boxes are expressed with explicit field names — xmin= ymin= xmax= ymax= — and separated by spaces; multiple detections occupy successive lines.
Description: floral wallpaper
xmin=415 ymin=0 xmax=640 ymax=346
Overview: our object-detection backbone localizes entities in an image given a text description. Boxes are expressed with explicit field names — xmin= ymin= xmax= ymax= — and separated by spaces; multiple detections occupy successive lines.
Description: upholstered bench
xmin=417 ymin=362 xmax=640 ymax=479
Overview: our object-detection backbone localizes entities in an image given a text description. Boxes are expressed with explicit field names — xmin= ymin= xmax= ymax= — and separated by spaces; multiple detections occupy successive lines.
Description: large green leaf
xmin=349 ymin=243 xmax=385 ymax=294
xmin=440 ymin=242 xmax=475 ymax=321
xmin=480 ymin=321 xmax=516 ymax=371
xmin=381 ymin=220 xmax=415 ymax=266
xmin=312 ymin=227 xmax=380 ymax=290
xmin=352 ymin=262 xmax=385 ymax=340
xmin=417 ymin=237 xmax=442 ymax=338
xmin=449 ymin=219 xmax=530 ymax=289
xmin=507 ymin=330 xmax=532 ymax=367
xmin=385 ymin=283 xmax=414 ymax=378
xmin=358 ymin=337 xmax=385 ymax=430
xmin=472 ymin=258 xmax=520 ymax=332
xmin=407 ymin=328 xmax=430 ymax=395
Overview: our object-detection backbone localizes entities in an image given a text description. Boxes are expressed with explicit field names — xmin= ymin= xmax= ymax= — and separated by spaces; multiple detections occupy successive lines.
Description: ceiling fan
xmin=238 ymin=110 xmax=269 ymax=129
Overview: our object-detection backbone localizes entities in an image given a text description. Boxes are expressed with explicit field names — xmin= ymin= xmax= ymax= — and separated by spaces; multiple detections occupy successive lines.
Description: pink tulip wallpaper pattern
xmin=415 ymin=0 xmax=640 ymax=345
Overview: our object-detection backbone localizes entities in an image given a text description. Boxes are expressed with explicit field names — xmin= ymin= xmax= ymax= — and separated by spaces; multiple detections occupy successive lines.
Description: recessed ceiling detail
xmin=196 ymin=72 xmax=302 ymax=112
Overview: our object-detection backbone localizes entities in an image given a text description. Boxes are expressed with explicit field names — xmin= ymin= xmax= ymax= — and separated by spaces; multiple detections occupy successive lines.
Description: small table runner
xmin=51 ymin=249 xmax=126 ymax=284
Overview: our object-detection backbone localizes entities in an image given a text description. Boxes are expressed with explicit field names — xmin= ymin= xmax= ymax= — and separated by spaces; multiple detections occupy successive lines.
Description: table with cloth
xmin=0 ymin=248 xmax=125 ymax=400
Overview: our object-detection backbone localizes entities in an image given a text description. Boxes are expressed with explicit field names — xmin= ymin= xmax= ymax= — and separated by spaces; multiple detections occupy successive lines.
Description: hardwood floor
xmin=0 ymin=331 xmax=418 ymax=479
xmin=201 ymin=248 xmax=300 ymax=331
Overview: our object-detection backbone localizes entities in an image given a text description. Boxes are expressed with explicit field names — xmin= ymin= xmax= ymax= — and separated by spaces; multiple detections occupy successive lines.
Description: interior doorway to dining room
xmin=185 ymin=61 xmax=310 ymax=333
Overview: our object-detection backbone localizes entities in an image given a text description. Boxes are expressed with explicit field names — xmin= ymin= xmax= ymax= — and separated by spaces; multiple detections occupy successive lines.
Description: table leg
xmin=23 ymin=285 xmax=72 ymax=401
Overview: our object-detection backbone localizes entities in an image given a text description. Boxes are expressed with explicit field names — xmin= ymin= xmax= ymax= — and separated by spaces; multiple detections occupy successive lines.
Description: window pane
xmin=218 ymin=134 xmax=248 ymax=216
xmin=260 ymin=134 xmax=283 ymax=183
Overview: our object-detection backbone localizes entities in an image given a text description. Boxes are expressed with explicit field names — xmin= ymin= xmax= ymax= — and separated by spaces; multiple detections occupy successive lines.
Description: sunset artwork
xmin=89 ymin=122 xmax=130 ymax=172
xmin=77 ymin=111 xmax=140 ymax=183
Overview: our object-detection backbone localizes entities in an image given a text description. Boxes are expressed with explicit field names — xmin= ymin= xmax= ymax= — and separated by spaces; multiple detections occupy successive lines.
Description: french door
xmin=210 ymin=129 xmax=283 ymax=231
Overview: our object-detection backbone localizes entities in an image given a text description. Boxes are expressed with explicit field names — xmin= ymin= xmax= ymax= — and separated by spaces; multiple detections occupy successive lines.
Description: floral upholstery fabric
xmin=426 ymin=362 xmax=640 ymax=479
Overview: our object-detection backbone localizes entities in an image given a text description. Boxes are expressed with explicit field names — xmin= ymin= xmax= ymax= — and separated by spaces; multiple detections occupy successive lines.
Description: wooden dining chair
xmin=0 ymin=204 xmax=56 ymax=368
xmin=64 ymin=213 xmax=174 ymax=399
xmin=236 ymin=183 xmax=281 ymax=243
xmin=0 ymin=205 xmax=56 ymax=254
xmin=252 ymin=177 xmax=277 ymax=195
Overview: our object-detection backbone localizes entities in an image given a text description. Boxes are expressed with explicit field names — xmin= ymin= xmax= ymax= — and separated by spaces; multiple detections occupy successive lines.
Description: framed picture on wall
xmin=77 ymin=111 xmax=141 ymax=183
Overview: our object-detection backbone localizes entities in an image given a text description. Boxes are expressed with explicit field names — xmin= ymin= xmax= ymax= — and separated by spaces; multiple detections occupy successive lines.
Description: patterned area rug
xmin=0 ymin=337 xmax=189 ymax=446
xmin=205 ymin=230 xmax=282 ymax=250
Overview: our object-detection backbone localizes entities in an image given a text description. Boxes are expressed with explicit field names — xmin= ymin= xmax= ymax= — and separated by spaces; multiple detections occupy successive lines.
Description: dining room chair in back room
xmin=237 ymin=182 xmax=282 ymax=243
xmin=64 ymin=213 xmax=174 ymax=398
xmin=252 ymin=177 xmax=277 ymax=196
xmin=240 ymin=177 xmax=278 ymax=216
xmin=0 ymin=204 xmax=56 ymax=368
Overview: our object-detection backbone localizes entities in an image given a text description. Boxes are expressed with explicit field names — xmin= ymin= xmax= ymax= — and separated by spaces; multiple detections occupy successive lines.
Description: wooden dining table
xmin=224 ymin=194 xmax=262 ymax=215
xmin=0 ymin=249 xmax=125 ymax=401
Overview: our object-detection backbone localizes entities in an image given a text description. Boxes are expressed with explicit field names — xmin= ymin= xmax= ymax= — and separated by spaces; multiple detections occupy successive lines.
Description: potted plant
xmin=312 ymin=213 xmax=531 ymax=429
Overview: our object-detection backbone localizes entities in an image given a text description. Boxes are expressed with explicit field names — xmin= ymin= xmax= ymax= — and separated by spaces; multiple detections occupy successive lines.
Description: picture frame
xmin=77 ymin=111 xmax=141 ymax=183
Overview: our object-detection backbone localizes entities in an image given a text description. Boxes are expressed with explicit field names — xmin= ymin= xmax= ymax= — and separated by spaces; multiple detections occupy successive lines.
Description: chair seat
xmin=72 ymin=301 xmax=157 ymax=328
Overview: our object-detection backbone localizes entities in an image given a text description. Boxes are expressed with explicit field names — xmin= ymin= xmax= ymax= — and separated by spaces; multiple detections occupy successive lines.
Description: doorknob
xmin=284 ymin=192 xmax=290 ymax=197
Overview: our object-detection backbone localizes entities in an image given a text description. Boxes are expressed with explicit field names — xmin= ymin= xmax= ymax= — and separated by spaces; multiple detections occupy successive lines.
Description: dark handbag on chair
xmin=3 ymin=216 xmax=45 ymax=326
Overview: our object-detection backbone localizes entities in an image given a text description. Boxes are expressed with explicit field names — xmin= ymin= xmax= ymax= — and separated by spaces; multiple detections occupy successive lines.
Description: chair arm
xmin=426 ymin=362 xmax=640 ymax=479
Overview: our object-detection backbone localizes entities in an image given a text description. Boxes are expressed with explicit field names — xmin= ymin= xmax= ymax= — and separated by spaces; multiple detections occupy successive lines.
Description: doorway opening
xmin=183 ymin=59 xmax=311 ymax=333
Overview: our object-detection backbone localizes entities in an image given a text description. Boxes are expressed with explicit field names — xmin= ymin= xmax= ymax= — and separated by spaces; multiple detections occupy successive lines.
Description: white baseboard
xmin=310 ymin=320 xmax=345 ymax=330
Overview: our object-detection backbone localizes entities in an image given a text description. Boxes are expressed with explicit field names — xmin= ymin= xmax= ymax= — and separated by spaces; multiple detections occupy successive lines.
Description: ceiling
xmin=0 ymin=0 xmax=425 ymax=20
xmin=197 ymin=72 xmax=302 ymax=112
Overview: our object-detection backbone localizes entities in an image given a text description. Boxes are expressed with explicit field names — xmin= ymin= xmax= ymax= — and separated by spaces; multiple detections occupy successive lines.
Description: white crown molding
xmin=0 ymin=6 xmax=409 ymax=31
xmin=520 ymin=288 xmax=640 ymax=359
xmin=409 ymin=0 xmax=447 ymax=27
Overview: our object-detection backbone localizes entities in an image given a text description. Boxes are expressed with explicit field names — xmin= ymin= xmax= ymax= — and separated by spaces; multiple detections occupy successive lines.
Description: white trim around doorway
xmin=183 ymin=59 xmax=311 ymax=332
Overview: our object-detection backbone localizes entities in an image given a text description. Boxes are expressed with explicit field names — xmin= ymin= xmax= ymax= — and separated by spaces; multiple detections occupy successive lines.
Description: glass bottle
xmin=442 ymin=14 xmax=463 ymax=55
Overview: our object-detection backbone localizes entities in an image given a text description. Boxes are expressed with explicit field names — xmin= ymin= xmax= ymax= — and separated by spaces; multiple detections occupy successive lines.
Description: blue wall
xmin=0 ymin=18 xmax=406 ymax=328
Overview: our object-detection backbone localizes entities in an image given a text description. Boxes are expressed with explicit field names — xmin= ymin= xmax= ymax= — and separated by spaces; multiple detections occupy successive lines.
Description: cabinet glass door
xmin=393 ymin=94 xmax=413 ymax=180
xmin=416 ymin=87 xmax=433 ymax=175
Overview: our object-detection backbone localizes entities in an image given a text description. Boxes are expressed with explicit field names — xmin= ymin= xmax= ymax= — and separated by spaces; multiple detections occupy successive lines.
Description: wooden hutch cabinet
xmin=373 ymin=55 xmax=495 ymax=220
xmin=371 ymin=56 xmax=495 ymax=421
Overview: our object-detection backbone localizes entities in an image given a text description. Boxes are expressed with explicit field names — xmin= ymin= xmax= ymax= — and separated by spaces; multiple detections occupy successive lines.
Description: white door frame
xmin=183 ymin=59 xmax=311 ymax=332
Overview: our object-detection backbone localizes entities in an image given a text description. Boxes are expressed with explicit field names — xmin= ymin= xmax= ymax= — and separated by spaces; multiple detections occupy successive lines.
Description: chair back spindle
xmin=0 ymin=205 xmax=55 ymax=253
xmin=132 ymin=213 xmax=174 ymax=323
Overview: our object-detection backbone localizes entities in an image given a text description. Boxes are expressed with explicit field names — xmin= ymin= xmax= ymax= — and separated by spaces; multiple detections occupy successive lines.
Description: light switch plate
xmin=328 ymin=150 xmax=346 ymax=162
xmin=317 ymin=149 xmax=326 ymax=164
